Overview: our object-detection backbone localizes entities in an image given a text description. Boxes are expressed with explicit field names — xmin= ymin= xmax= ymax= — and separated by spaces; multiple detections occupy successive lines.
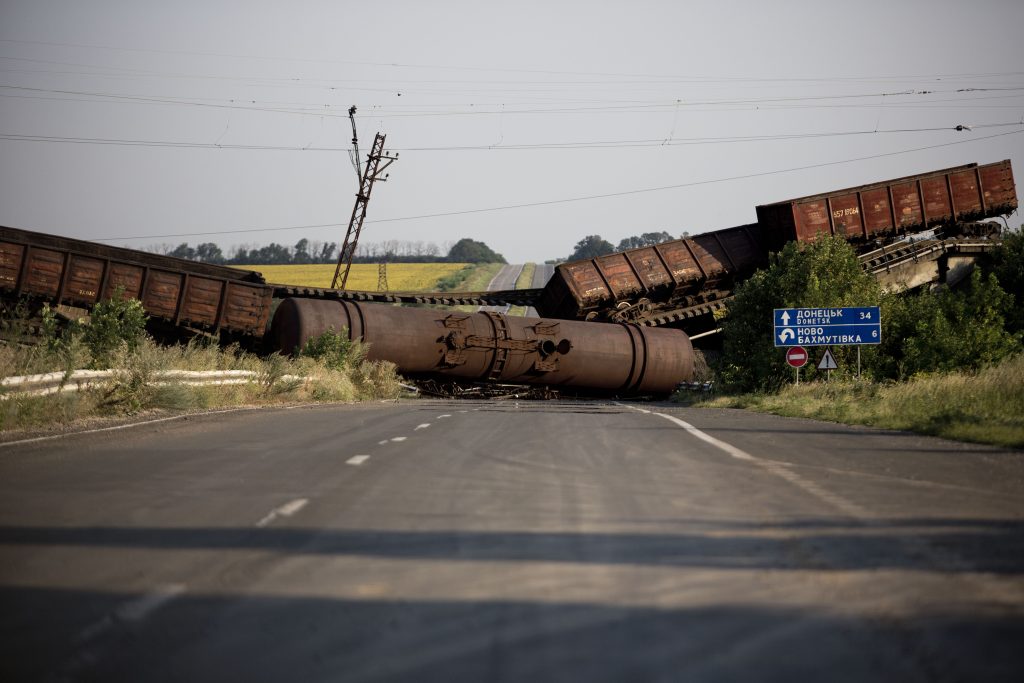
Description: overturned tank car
xmin=271 ymin=298 xmax=695 ymax=395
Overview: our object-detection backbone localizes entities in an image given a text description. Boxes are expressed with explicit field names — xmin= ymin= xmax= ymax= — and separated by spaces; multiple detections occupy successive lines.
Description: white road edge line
xmin=256 ymin=497 xmax=309 ymax=527
xmin=346 ymin=455 xmax=371 ymax=466
xmin=655 ymin=412 xmax=755 ymax=462
xmin=0 ymin=408 xmax=260 ymax=449
xmin=117 ymin=584 xmax=187 ymax=622
xmin=622 ymin=405 xmax=1024 ymax=602
xmin=620 ymin=404 xmax=869 ymax=519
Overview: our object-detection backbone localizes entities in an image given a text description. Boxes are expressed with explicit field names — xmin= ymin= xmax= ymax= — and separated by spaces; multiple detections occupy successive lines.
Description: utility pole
xmin=331 ymin=107 xmax=398 ymax=290
xmin=377 ymin=262 xmax=388 ymax=291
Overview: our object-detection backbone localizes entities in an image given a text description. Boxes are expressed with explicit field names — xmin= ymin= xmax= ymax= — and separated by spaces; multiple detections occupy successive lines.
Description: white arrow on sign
xmin=778 ymin=328 xmax=795 ymax=343
xmin=818 ymin=349 xmax=838 ymax=370
xmin=780 ymin=311 xmax=791 ymax=325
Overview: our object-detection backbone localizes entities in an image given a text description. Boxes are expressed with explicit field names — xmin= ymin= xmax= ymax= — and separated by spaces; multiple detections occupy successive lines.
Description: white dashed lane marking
xmin=346 ymin=455 xmax=371 ymax=466
xmin=391 ymin=436 xmax=407 ymax=442
xmin=414 ymin=423 xmax=431 ymax=431
xmin=76 ymin=583 xmax=187 ymax=644
xmin=438 ymin=414 xmax=452 ymax=419
xmin=256 ymin=498 xmax=309 ymax=527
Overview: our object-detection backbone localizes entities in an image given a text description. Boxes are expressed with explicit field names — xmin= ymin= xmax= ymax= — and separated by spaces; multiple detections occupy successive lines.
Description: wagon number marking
xmin=832 ymin=207 xmax=860 ymax=219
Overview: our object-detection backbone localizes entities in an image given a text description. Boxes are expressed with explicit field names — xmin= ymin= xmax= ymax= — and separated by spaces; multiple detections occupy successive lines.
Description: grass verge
xmin=676 ymin=354 xmax=1024 ymax=448
xmin=0 ymin=335 xmax=403 ymax=436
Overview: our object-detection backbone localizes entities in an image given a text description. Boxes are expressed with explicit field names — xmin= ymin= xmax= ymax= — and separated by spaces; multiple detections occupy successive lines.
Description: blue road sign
xmin=773 ymin=306 xmax=881 ymax=347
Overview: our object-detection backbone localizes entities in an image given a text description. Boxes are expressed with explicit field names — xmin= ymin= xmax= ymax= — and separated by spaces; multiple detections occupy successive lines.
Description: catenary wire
xmin=92 ymin=128 xmax=1024 ymax=242
xmin=2 ymin=122 xmax=1021 ymax=152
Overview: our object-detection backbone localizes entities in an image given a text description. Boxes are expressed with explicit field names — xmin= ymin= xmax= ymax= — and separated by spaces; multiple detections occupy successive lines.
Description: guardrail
xmin=0 ymin=369 xmax=302 ymax=399
xmin=2 ymin=369 xmax=421 ymax=400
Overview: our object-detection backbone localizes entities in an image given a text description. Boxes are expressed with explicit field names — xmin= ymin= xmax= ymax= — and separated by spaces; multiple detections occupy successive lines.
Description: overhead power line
xmin=2 ymin=84 xmax=1022 ymax=120
xmin=2 ymin=121 xmax=1021 ymax=152
xmin=91 ymin=128 xmax=1024 ymax=243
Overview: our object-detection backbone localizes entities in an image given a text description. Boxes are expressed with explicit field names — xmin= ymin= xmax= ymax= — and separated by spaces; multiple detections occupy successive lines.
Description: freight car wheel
xmin=609 ymin=299 xmax=651 ymax=323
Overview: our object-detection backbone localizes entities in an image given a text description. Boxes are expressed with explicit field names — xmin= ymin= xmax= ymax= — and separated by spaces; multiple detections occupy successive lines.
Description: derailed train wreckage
xmin=0 ymin=159 xmax=1017 ymax=396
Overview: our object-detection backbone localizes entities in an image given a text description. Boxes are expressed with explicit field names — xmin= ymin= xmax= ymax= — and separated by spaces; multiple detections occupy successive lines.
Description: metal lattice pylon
xmin=331 ymin=130 xmax=398 ymax=290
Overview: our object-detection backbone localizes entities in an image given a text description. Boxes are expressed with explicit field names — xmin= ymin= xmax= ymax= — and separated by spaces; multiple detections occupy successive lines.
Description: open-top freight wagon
xmin=534 ymin=223 xmax=767 ymax=323
xmin=536 ymin=159 xmax=1016 ymax=324
xmin=0 ymin=226 xmax=273 ymax=338
xmin=755 ymin=159 xmax=1016 ymax=251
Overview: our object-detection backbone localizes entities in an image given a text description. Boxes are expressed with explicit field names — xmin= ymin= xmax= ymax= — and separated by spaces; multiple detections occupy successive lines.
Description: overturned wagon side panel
xmin=0 ymin=226 xmax=273 ymax=336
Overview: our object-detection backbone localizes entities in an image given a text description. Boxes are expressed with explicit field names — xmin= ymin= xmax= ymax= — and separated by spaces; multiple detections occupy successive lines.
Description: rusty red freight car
xmin=0 ymin=226 xmax=273 ymax=337
xmin=534 ymin=223 xmax=767 ymax=322
xmin=755 ymin=160 xmax=1017 ymax=252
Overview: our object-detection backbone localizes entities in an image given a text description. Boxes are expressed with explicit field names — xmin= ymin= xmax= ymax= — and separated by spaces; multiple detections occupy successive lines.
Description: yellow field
xmin=234 ymin=263 xmax=469 ymax=291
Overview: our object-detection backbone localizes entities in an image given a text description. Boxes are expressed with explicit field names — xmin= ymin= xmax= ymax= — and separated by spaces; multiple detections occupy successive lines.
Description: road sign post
xmin=818 ymin=348 xmax=838 ymax=381
xmin=785 ymin=346 xmax=808 ymax=385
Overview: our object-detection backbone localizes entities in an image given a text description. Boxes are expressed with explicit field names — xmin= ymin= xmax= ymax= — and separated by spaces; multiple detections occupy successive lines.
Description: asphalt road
xmin=478 ymin=263 xmax=524 ymax=314
xmin=524 ymin=263 xmax=555 ymax=318
xmin=1 ymin=400 xmax=1023 ymax=682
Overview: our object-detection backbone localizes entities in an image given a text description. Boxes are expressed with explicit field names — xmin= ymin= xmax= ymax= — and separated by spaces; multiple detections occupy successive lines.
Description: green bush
xmin=717 ymin=234 xmax=1022 ymax=391
xmin=878 ymin=269 xmax=1020 ymax=378
xmin=83 ymin=292 xmax=147 ymax=367
xmin=988 ymin=227 xmax=1024 ymax=334
xmin=718 ymin=236 xmax=882 ymax=392
xmin=436 ymin=265 xmax=474 ymax=292
xmin=297 ymin=327 xmax=367 ymax=371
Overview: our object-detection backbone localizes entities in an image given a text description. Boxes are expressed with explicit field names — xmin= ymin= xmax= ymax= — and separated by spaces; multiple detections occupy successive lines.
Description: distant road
xmin=524 ymin=263 xmax=555 ymax=317
xmin=478 ymin=263 xmax=524 ymax=313
xmin=2 ymin=401 xmax=1022 ymax=682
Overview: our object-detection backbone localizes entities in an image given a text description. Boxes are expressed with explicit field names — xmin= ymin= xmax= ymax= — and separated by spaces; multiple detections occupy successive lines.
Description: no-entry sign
xmin=785 ymin=346 xmax=808 ymax=368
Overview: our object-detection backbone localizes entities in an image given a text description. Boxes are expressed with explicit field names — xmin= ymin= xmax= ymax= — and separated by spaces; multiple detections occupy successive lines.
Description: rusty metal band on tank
xmin=271 ymin=297 xmax=695 ymax=394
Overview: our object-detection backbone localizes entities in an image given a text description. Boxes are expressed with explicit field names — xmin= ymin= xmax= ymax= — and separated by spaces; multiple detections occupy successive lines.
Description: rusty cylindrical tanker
xmin=271 ymin=298 xmax=695 ymax=395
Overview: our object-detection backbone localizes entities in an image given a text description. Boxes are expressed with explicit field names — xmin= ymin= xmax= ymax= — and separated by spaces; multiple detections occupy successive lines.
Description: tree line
xmin=555 ymin=231 xmax=691 ymax=263
xmin=149 ymin=237 xmax=506 ymax=265
xmin=153 ymin=229 xmax=694 ymax=266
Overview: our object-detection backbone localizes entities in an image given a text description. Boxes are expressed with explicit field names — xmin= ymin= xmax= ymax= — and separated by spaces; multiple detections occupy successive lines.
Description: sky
xmin=1 ymin=0 xmax=1022 ymax=264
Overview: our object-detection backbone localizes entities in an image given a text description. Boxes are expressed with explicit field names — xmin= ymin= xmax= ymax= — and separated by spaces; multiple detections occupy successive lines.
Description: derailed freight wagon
xmin=755 ymin=159 xmax=1017 ymax=252
xmin=0 ymin=226 xmax=273 ymax=338
xmin=534 ymin=223 xmax=767 ymax=322
xmin=535 ymin=159 xmax=1016 ymax=326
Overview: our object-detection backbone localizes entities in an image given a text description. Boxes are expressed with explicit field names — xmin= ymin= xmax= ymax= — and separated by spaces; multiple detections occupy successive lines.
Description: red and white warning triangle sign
xmin=818 ymin=349 xmax=838 ymax=371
